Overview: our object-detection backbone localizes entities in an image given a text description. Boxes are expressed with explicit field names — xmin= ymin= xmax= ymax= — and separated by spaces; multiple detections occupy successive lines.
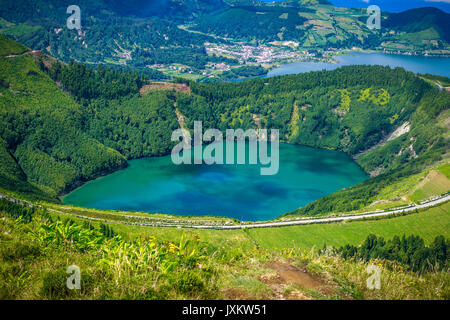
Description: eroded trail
xmin=254 ymin=261 xmax=337 ymax=300
xmin=267 ymin=262 xmax=323 ymax=290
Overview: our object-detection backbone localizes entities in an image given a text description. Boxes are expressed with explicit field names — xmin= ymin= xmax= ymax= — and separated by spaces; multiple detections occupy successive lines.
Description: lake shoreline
xmin=266 ymin=51 xmax=450 ymax=78
xmin=63 ymin=142 xmax=368 ymax=221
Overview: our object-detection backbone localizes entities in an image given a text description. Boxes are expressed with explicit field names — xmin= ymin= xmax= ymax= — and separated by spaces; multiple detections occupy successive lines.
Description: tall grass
xmin=0 ymin=204 xmax=448 ymax=300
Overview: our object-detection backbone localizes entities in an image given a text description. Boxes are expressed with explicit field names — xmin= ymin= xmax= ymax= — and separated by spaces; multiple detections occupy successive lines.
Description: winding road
xmin=190 ymin=194 xmax=450 ymax=229
xmin=1 ymin=193 xmax=449 ymax=230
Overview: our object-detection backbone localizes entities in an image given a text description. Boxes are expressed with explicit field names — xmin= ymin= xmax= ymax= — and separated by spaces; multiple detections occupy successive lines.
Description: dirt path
xmin=4 ymin=50 xmax=40 ymax=58
xmin=267 ymin=262 xmax=324 ymax=290
xmin=256 ymin=261 xmax=335 ymax=299
xmin=140 ymin=82 xmax=190 ymax=95
xmin=287 ymin=101 xmax=300 ymax=139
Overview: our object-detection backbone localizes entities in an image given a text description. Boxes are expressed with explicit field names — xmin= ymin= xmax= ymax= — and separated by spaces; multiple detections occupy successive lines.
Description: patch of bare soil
xmin=28 ymin=50 xmax=61 ymax=69
xmin=259 ymin=261 xmax=335 ymax=300
xmin=222 ymin=288 xmax=255 ymax=300
xmin=140 ymin=82 xmax=190 ymax=95
xmin=268 ymin=261 xmax=323 ymax=289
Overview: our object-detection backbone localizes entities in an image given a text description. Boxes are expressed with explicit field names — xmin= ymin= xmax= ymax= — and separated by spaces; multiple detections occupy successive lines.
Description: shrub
xmin=40 ymin=268 xmax=72 ymax=300
xmin=174 ymin=270 xmax=205 ymax=295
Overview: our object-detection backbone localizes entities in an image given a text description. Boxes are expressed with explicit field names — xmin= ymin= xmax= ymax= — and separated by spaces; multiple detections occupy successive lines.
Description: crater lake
xmin=63 ymin=142 xmax=368 ymax=221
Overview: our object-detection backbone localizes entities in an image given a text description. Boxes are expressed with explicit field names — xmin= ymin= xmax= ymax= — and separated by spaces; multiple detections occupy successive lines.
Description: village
xmin=145 ymin=41 xmax=336 ymax=80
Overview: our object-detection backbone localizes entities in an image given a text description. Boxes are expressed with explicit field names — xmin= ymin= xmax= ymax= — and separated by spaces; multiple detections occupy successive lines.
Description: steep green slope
xmin=384 ymin=7 xmax=450 ymax=43
xmin=0 ymin=34 xmax=28 ymax=56
xmin=0 ymin=38 xmax=127 ymax=197
xmin=357 ymin=90 xmax=449 ymax=174
xmin=287 ymin=90 xmax=449 ymax=216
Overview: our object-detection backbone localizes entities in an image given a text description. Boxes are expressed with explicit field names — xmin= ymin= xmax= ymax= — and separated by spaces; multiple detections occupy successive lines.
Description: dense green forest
xmin=0 ymin=0 xmax=231 ymax=71
xmin=43 ymin=61 xmax=146 ymax=101
xmin=193 ymin=6 xmax=310 ymax=42
xmin=0 ymin=37 xmax=178 ymax=197
xmin=7 ymin=16 xmax=226 ymax=70
xmin=38 ymin=59 xmax=180 ymax=159
xmin=0 ymin=50 xmax=127 ymax=197
xmin=178 ymin=65 xmax=430 ymax=156
xmin=384 ymin=7 xmax=450 ymax=43
xmin=200 ymin=65 xmax=267 ymax=82
xmin=0 ymin=0 xmax=448 ymax=74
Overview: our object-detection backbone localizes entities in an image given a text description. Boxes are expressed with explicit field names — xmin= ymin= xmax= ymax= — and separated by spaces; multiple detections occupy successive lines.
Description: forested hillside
xmin=178 ymin=65 xmax=429 ymax=156
xmin=192 ymin=4 xmax=450 ymax=51
xmin=0 ymin=0 xmax=448 ymax=75
xmin=0 ymin=35 xmax=448 ymax=217
xmin=384 ymin=7 xmax=450 ymax=43
xmin=0 ymin=36 xmax=178 ymax=198
xmin=0 ymin=38 xmax=128 ymax=197
xmin=0 ymin=0 xmax=231 ymax=72
xmin=38 ymin=59 xmax=180 ymax=159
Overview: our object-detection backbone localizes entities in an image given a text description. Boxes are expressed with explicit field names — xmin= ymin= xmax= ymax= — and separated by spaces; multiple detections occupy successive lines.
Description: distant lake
xmin=267 ymin=52 xmax=450 ymax=78
xmin=63 ymin=142 xmax=368 ymax=221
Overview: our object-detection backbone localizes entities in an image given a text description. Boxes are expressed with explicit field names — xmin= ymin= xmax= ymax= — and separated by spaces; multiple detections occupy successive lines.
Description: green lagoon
xmin=63 ymin=142 xmax=368 ymax=221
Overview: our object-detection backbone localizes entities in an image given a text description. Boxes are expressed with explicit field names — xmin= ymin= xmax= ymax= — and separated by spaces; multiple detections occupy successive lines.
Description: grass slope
xmin=1 ymin=199 xmax=448 ymax=300
xmin=0 ymin=34 xmax=28 ymax=56
xmin=59 ymin=201 xmax=450 ymax=252
xmin=248 ymin=202 xmax=450 ymax=250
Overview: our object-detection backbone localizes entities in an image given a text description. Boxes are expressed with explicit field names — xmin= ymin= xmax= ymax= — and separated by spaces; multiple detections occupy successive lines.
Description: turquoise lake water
xmin=63 ymin=143 xmax=368 ymax=221
xmin=267 ymin=52 xmax=450 ymax=78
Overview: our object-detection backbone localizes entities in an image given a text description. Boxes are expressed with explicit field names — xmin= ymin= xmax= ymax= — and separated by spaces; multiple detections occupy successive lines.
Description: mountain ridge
xmin=0 ymin=0 xmax=449 ymax=76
